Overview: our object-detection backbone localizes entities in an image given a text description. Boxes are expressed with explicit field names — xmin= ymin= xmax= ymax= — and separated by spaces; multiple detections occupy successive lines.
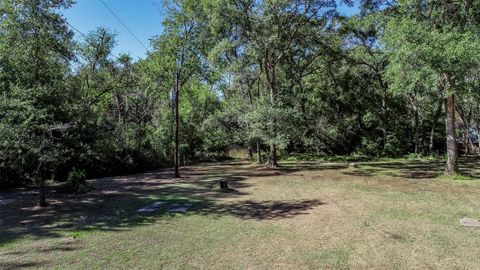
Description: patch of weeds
xmin=438 ymin=173 xmax=476 ymax=181
xmin=59 ymin=226 xmax=99 ymax=240
xmin=362 ymin=219 xmax=372 ymax=228
xmin=283 ymin=155 xmax=300 ymax=161
xmin=405 ymin=153 xmax=440 ymax=161
xmin=358 ymin=166 xmax=385 ymax=175
xmin=0 ymin=238 xmax=21 ymax=248
xmin=65 ymin=231 xmax=86 ymax=239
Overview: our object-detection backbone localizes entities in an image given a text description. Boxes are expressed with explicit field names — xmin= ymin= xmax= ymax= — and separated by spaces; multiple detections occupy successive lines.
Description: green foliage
xmin=2 ymin=0 xmax=480 ymax=190
xmin=439 ymin=173 xmax=475 ymax=182
xmin=0 ymin=0 xmax=77 ymax=188
xmin=58 ymin=168 xmax=92 ymax=194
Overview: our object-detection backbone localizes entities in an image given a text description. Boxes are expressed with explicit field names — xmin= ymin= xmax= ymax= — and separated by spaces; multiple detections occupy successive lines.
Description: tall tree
xmin=207 ymin=0 xmax=339 ymax=167
xmin=383 ymin=0 xmax=480 ymax=174
xmin=149 ymin=0 xmax=205 ymax=177
xmin=0 ymin=0 xmax=75 ymax=205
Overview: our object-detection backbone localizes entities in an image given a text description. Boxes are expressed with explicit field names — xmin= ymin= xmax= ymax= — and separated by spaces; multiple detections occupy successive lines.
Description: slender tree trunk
xmin=465 ymin=108 xmax=473 ymax=157
xmin=38 ymin=178 xmax=47 ymax=207
xmin=257 ymin=142 xmax=261 ymax=163
xmin=464 ymin=133 xmax=470 ymax=158
xmin=248 ymin=145 xmax=253 ymax=159
xmin=411 ymin=90 xmax=420 ymax=154
xmin=444 ymin=95 xmax=458 ymax=175
xmin=264 ymin=57 xmax=278 ymax=167
xmin=33 ymin=6 xmax=46 ymax=207
xmin=414 ymin=110 xmax=419 ymax=154
xmin=115 ymin=91 xmax=124 ymax=127
xmin=429 ymin=98 xmax=442 ymax=153
xmin=464 ymin=0 xmax=472 ymax=25
xmin=429 ymin=78 xmax=445 ymax=153
xmin=375 ymin=75 xmax=389 ymax=152
xmin=174 ymin=73 xmax=180 ymax=178
xmin=381 ymin=94 xmax=388 ymax=150
xmin=456 ymin=102 xmax=471 ymax=159
xmin=268 ymin=144 xmax=278 ymax=167
xmin=477 ymin=105 xmax=480 ymax=151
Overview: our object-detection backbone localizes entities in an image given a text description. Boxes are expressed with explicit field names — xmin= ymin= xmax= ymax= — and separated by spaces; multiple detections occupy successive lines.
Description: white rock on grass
xmin=168 ymin=203 xmax=192 ymax=213
xmin=460 ymin=217 xmax=480 ymax=228
xmin=137 ymin=201 xmax=164 ymax=213
xmin=137 ymin=201 xmax=191 ymax=213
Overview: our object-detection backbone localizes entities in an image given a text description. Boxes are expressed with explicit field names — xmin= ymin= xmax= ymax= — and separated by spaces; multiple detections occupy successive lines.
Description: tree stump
xmin=220 ymin=180 xmax=229 ymax=192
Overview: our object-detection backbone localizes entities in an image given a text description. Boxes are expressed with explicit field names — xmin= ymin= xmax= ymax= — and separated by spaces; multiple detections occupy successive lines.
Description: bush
xmin=58 ymin=168 xmax=92 ymax=193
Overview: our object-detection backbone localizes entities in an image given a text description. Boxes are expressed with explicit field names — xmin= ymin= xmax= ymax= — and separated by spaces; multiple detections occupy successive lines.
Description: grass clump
xmin=66 ymin=231 xmax=86 ymax=239
xmin=439 ymin=173 xmax=476 ymax=181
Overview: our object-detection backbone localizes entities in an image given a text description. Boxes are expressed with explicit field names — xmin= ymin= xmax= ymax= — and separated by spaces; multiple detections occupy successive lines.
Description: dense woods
xmin=1 ymin=0 xmax=480 ymax=196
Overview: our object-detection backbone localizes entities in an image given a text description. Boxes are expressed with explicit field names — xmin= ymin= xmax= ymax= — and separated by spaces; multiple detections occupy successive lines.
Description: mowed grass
xmin=1 ymin=158 xmax=480 ymax=269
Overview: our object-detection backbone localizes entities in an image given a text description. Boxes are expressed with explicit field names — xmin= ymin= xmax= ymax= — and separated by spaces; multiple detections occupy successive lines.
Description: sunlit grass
xmin=1 ymin=158 xmax=480 ymax=269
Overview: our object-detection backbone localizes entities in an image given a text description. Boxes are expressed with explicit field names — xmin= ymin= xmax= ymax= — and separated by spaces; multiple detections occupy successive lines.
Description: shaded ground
xmin=1 ymin=158 xmax=480 ymax=269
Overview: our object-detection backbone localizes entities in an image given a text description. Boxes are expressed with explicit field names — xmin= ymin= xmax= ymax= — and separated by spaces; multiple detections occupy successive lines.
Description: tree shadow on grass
xmin=196 ymin=199 xmax=325 ymax=220
xmin=1 ymin=242 xmax=77 ymax=256
xmin=363 ymin=160 xmax=444 ymax=179
xmin=0 ymin=261 xmax=48 ymax=270
xmin=7 ymin=156 xmax=479 ymax=265
xmin=0 ymin=161 xmax=326 ymax=251
xmin=277 ymin=162 xmax=348 ymax=173
xmin=341 ymin=158 xmax=480 ymax=179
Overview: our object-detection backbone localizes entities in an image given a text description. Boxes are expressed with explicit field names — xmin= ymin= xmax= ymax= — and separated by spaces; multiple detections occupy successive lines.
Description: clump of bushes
xmin=57 ymin=168 xmax=92 ymax=193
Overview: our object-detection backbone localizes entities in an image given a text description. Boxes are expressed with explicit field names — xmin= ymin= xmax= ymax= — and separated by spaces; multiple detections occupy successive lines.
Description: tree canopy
xmin=2 ymin=0 xmax=480 ymax=203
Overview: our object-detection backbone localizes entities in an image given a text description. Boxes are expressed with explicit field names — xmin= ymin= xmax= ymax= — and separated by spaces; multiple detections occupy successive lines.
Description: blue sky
xmin=63 ymin=0 xmax=358 ymax=61
xmin=63 ymin=0 xmax=165 ymax=60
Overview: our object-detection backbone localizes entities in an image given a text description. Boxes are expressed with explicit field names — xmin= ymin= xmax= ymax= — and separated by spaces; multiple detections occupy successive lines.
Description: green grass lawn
xmin=1 ymin=158 xmax=480 ymax=269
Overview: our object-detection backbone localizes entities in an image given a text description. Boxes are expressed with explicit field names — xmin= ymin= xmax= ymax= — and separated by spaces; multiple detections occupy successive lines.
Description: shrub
xmin=58 ymin=168 xmax=92 ymax=193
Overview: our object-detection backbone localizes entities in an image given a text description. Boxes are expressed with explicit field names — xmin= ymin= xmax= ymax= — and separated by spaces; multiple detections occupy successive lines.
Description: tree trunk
xmin=264 ymin=56 xmax=278 ymax=167
xmin=464 ymin=0 xmax=473 ymax=25
xmin=465 ymin=108 xmax=473 ymax=157
xmin=381 ymin=94 xmax=388 ymax=151
xmin=219 ymin=180 xmax=229 ymax=192
xmin=268 ymin=144 xmax=278 ymax=168
xmin=115 ymin=91 xmax=124 ymax=126
xmin=248 ymin=145 xmax=253 ymax=159
xmin=464 ymin=133 xmax=470 ymax=158
xmin=477 ymin=105 xmax=480 ymax=151
xmin=429 ymin=78 xmax=445 ymax=153
xmin=444 ymin=95 xmax=458 ymax=175
xmin=414 ymin=109 xmax=419 ymax=154
xmin=257 ymin=142 xmax=261 ymax=163
xmin=411 ymin=90 xmax=420 ymax=154
xmin=429 ymin=98 xmax=443 ymax=153
xmin=174 ymin=73 xmax=180 ymax=178
xmin=39 ymin=178 xmax=47 ymax=207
